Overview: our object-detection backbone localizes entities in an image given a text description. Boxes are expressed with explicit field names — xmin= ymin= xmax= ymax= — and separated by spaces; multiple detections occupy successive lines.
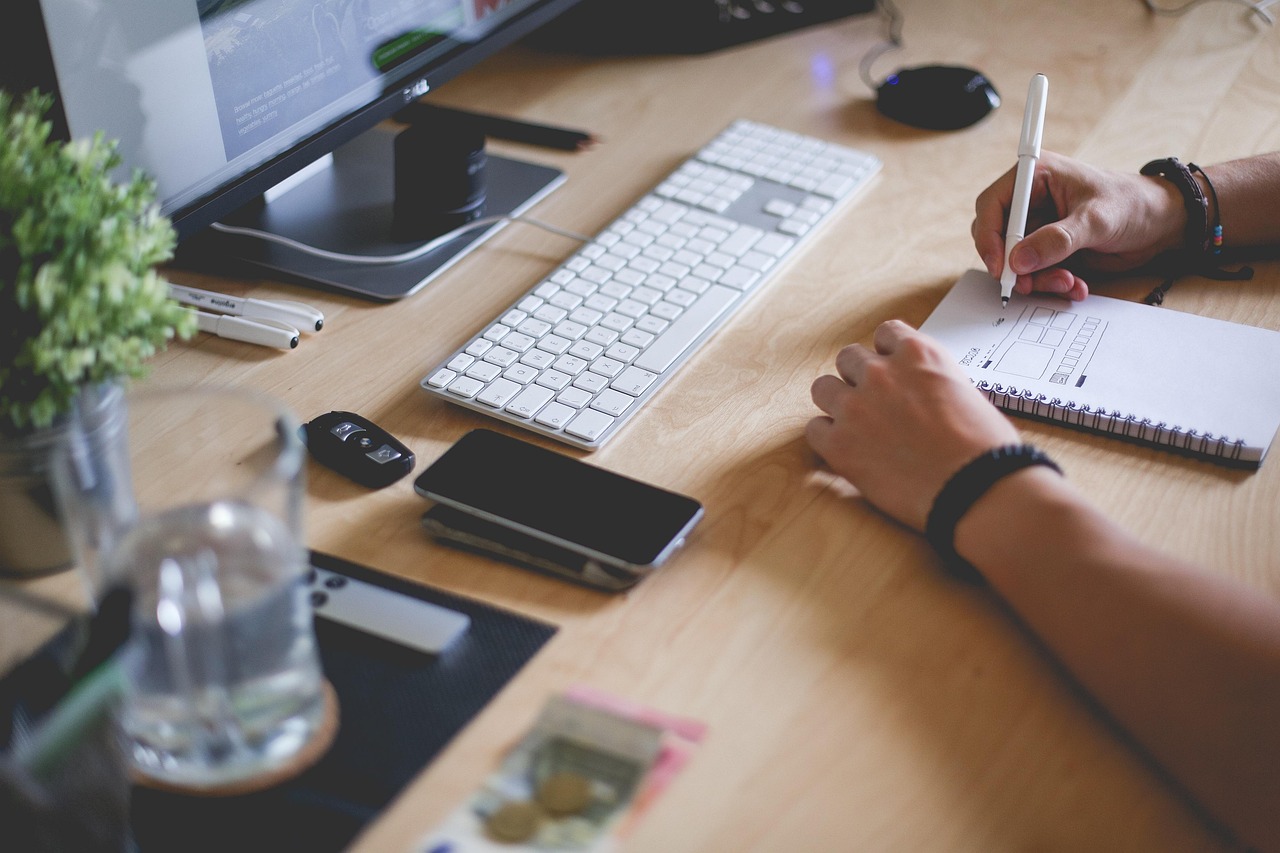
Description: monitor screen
xmin=5 ymin=0 xmax=581 ymax=299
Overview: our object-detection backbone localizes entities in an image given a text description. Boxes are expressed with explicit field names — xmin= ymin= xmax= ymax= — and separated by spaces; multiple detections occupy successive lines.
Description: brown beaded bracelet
xmin=1140 ymin=157 xmax=1253 ymax=305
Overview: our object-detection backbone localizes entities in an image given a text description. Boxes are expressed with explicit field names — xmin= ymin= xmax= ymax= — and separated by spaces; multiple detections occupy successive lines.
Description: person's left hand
xmin=807 ymin=320 xmax=1020 ymax=531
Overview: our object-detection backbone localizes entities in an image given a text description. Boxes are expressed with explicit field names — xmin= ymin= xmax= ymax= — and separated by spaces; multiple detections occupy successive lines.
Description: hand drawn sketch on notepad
xmin=920 ymin=270 xmax=1280 ymax=467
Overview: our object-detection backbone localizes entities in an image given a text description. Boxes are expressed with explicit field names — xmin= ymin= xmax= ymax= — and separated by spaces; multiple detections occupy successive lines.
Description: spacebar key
xmin=634 ymin=285 xmax=741 ymax=373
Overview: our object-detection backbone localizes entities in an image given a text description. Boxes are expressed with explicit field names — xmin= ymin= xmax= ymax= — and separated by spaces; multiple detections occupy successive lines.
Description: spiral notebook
xmin=919 ymin=270 xmax=1280 ymax=467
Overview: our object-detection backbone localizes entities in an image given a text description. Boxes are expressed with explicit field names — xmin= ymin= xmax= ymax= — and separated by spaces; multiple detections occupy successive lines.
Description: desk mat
xmin=130 ymin=550 xmax=557 ymax=851
xmin=1 ymin=551 xmax=556 ymax=852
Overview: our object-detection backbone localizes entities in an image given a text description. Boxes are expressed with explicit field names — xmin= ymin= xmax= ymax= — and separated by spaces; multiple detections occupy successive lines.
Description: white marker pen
xmin=1001 ymin=73 xmax=1049 ymax=307
xmin=190 ymin=309 xmax=299 ymax=350
xmin=170 ymin=283 xmax=324 ymax=332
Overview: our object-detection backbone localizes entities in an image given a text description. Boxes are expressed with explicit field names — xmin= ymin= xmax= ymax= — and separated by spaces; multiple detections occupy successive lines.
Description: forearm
xmin=953 ymin=467 xmax=1280 ymax=851
xmin=1200 ymin=152 xmax=1280 ymax=250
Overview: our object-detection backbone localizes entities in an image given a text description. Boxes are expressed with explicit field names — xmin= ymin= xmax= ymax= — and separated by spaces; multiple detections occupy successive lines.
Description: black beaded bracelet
xmin=925 ymin=444 xmax=1063 ymax=582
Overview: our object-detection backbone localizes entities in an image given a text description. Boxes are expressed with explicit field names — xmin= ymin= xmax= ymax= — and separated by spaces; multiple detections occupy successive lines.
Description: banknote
xmin=419 ymin=687 xmax=704 ymax=852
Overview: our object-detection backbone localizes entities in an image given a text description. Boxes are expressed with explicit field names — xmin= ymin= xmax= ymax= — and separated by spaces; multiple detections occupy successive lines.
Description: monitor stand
xmin=177 ymin=125 xmax=565 ymax=301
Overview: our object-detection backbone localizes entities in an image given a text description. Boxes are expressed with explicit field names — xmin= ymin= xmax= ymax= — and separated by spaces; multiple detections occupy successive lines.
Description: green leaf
xmin=1 ymin=89 xmax=187 ymax=434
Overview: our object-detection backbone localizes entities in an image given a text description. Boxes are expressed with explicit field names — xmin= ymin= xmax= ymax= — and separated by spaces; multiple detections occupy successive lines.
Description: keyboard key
xmin=506 ymin=385 xmax=555 ymax=419
xmin=503 ymin=364 xmax=539 ymax=384
xmin=620 ymin=328 xmax=655 ymax=349
xmin=552 ymin=354 xmax=588 ymax=375
xmin=565 ymin=409 xmax=615 ymax=442
xmin=569 ymin=340 xmax=604 ymax=360
xmin=553 ymin=320 xmax=588 ymax=340
xmin=500 ymin=332 xmax=536 ymax=352
xmin=535 ymin=369 xmax=572 ymax=391
xmin=584 ymin=326 xmax=619 ymax=347
xmin=589 ymin=357 xmax=625 ymax=378
xmin=633 ymin=285 xmax=739 ymax=373
xmin=520 ymin=349 xmax=555 ymax=370
xmin=465 ymin=362 xmax=502 ymax=382
xmin=572 ymin=372 xmax=609 ymax=394
xmin=476 ymin=378 xmax=520 ymax=408
xmin=720 ymin=225 xmax=763 ymax=257
xmin=534 ymin=304 xmax=568 ymax=324
xmin=426 ymin=368 xmax=456 ymax=388
xmin=557 ymin=386 xmax=592 ymax=408
xmin=536 ymin=334 xmax=572 ymax=355
xmin=534 ymin=402 xmax=575 ymax=429
xmin=446 ymin=376 xmax=484 ymax=398
xmin=591 ymin=389 xmax=634 ymax=417
xmin=483 ymin=346 xmax=519 ymax=367
xmin=612 ymin=366 xmax=658 ymax=397
xmin=720 ymin=267 xmax=760 ymax=290
xmin=605 ymin=343 xmax=640 ymax=363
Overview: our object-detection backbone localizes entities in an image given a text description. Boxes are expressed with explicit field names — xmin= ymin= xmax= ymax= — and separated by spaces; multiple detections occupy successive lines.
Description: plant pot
xmin=0 ymin=384 xmax=131 ymax=580
xmin=0 ymin=431 xmax=77 ymax=578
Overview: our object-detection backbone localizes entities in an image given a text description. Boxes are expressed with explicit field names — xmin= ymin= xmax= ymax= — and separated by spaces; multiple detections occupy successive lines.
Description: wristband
xmin=1140 ymin=157 xmax=1209 ymax=255
xmin=1139 ymin=157 xmax=1254 ymax=305
xmin=925 ymin=444 xmax=1062 ymax=582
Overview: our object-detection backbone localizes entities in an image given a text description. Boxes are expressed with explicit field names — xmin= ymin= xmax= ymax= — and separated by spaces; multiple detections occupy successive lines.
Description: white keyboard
xmin=421 ymin=119 xmax=881 ymax=449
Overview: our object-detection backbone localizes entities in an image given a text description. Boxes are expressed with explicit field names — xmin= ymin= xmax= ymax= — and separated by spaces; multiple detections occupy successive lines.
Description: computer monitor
xmin=3 ymin=0 xmax=582 ymax=300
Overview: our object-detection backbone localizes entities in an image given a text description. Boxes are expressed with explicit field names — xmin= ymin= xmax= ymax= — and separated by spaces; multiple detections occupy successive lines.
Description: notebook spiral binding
xmin=974 ymin=380 xmax=1249 ymax=462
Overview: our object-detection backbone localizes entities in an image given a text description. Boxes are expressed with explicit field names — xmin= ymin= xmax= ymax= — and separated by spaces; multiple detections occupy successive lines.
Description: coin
xmin=485 ymin=801 xmax=543 ymax=843
xmin=535 ymin=771 xmax=593 ymax=816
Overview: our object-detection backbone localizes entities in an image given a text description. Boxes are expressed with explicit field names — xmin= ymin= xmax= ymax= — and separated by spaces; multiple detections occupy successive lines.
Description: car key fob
xmin=302 ymin=411 xmax=415 ymax=488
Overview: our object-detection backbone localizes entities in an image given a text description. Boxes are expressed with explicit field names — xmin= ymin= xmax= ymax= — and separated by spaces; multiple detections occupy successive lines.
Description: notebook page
xmin=920 ymin=270 xmax=1280 ymax=462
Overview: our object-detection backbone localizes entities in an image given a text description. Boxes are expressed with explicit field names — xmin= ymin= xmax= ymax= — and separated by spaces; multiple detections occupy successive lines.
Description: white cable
xmin=858 ymin=0 xmax=905 ymax=91
xmin=209 ymin=213 xmax=590 ymax=266
xmin=1142 ymin=0 xmax=1274 ymax=25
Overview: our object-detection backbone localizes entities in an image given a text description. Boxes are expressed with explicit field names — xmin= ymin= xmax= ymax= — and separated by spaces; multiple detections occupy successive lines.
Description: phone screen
xmin=413 ymin=430 xmax=703 ymax=567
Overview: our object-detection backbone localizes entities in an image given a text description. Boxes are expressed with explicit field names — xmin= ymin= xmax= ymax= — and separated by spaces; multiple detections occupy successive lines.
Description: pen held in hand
xmin=1000 ymin=73 xmax=1049 ymax=308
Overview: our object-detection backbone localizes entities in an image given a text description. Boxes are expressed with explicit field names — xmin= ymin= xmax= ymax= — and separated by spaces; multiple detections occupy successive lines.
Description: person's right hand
xmin=972 ymin=151 xmax=1188 ymax=300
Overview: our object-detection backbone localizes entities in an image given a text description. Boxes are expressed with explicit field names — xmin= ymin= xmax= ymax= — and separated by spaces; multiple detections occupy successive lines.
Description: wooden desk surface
xmin=14 ymin=0 xmax=1280 ymax=849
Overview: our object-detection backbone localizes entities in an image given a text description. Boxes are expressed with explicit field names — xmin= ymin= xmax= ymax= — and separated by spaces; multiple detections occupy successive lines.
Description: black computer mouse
xmin=875 ymin=65 xmax=1001 ymax=131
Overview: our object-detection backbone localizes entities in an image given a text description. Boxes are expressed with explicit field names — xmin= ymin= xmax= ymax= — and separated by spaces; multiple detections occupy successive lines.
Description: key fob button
xmin=366 ymin=444 xmax=403 ymax=464
xmin=329 ymin=421 xmax=365 ymax=441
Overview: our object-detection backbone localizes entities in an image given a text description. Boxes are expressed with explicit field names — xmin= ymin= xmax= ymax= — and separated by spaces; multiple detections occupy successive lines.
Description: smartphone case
xmin=421 ymin=504 xmax=642 ymax=592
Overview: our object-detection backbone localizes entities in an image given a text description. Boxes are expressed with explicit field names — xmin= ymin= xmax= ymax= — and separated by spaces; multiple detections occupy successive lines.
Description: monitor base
xmin=176 ymin=126 xmax=565 ymax=302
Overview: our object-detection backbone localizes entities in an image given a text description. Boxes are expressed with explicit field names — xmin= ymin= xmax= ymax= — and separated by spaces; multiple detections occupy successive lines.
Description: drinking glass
xmin=99 ymin=386 xmax=327 ymax=791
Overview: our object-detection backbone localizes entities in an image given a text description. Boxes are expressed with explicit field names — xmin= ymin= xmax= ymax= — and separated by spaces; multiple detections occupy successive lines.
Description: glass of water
xmin=101 ymin=386 xmax=327 ymax=792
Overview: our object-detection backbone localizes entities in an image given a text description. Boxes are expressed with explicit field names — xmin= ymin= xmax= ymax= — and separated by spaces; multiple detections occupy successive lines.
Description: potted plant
xmin=0 ymin=89 xmax=194 ymax=577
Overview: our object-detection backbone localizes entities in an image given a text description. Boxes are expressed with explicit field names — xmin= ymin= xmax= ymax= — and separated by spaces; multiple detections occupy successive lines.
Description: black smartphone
xmin=413 ymin=429 xmax=704 ymax=583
